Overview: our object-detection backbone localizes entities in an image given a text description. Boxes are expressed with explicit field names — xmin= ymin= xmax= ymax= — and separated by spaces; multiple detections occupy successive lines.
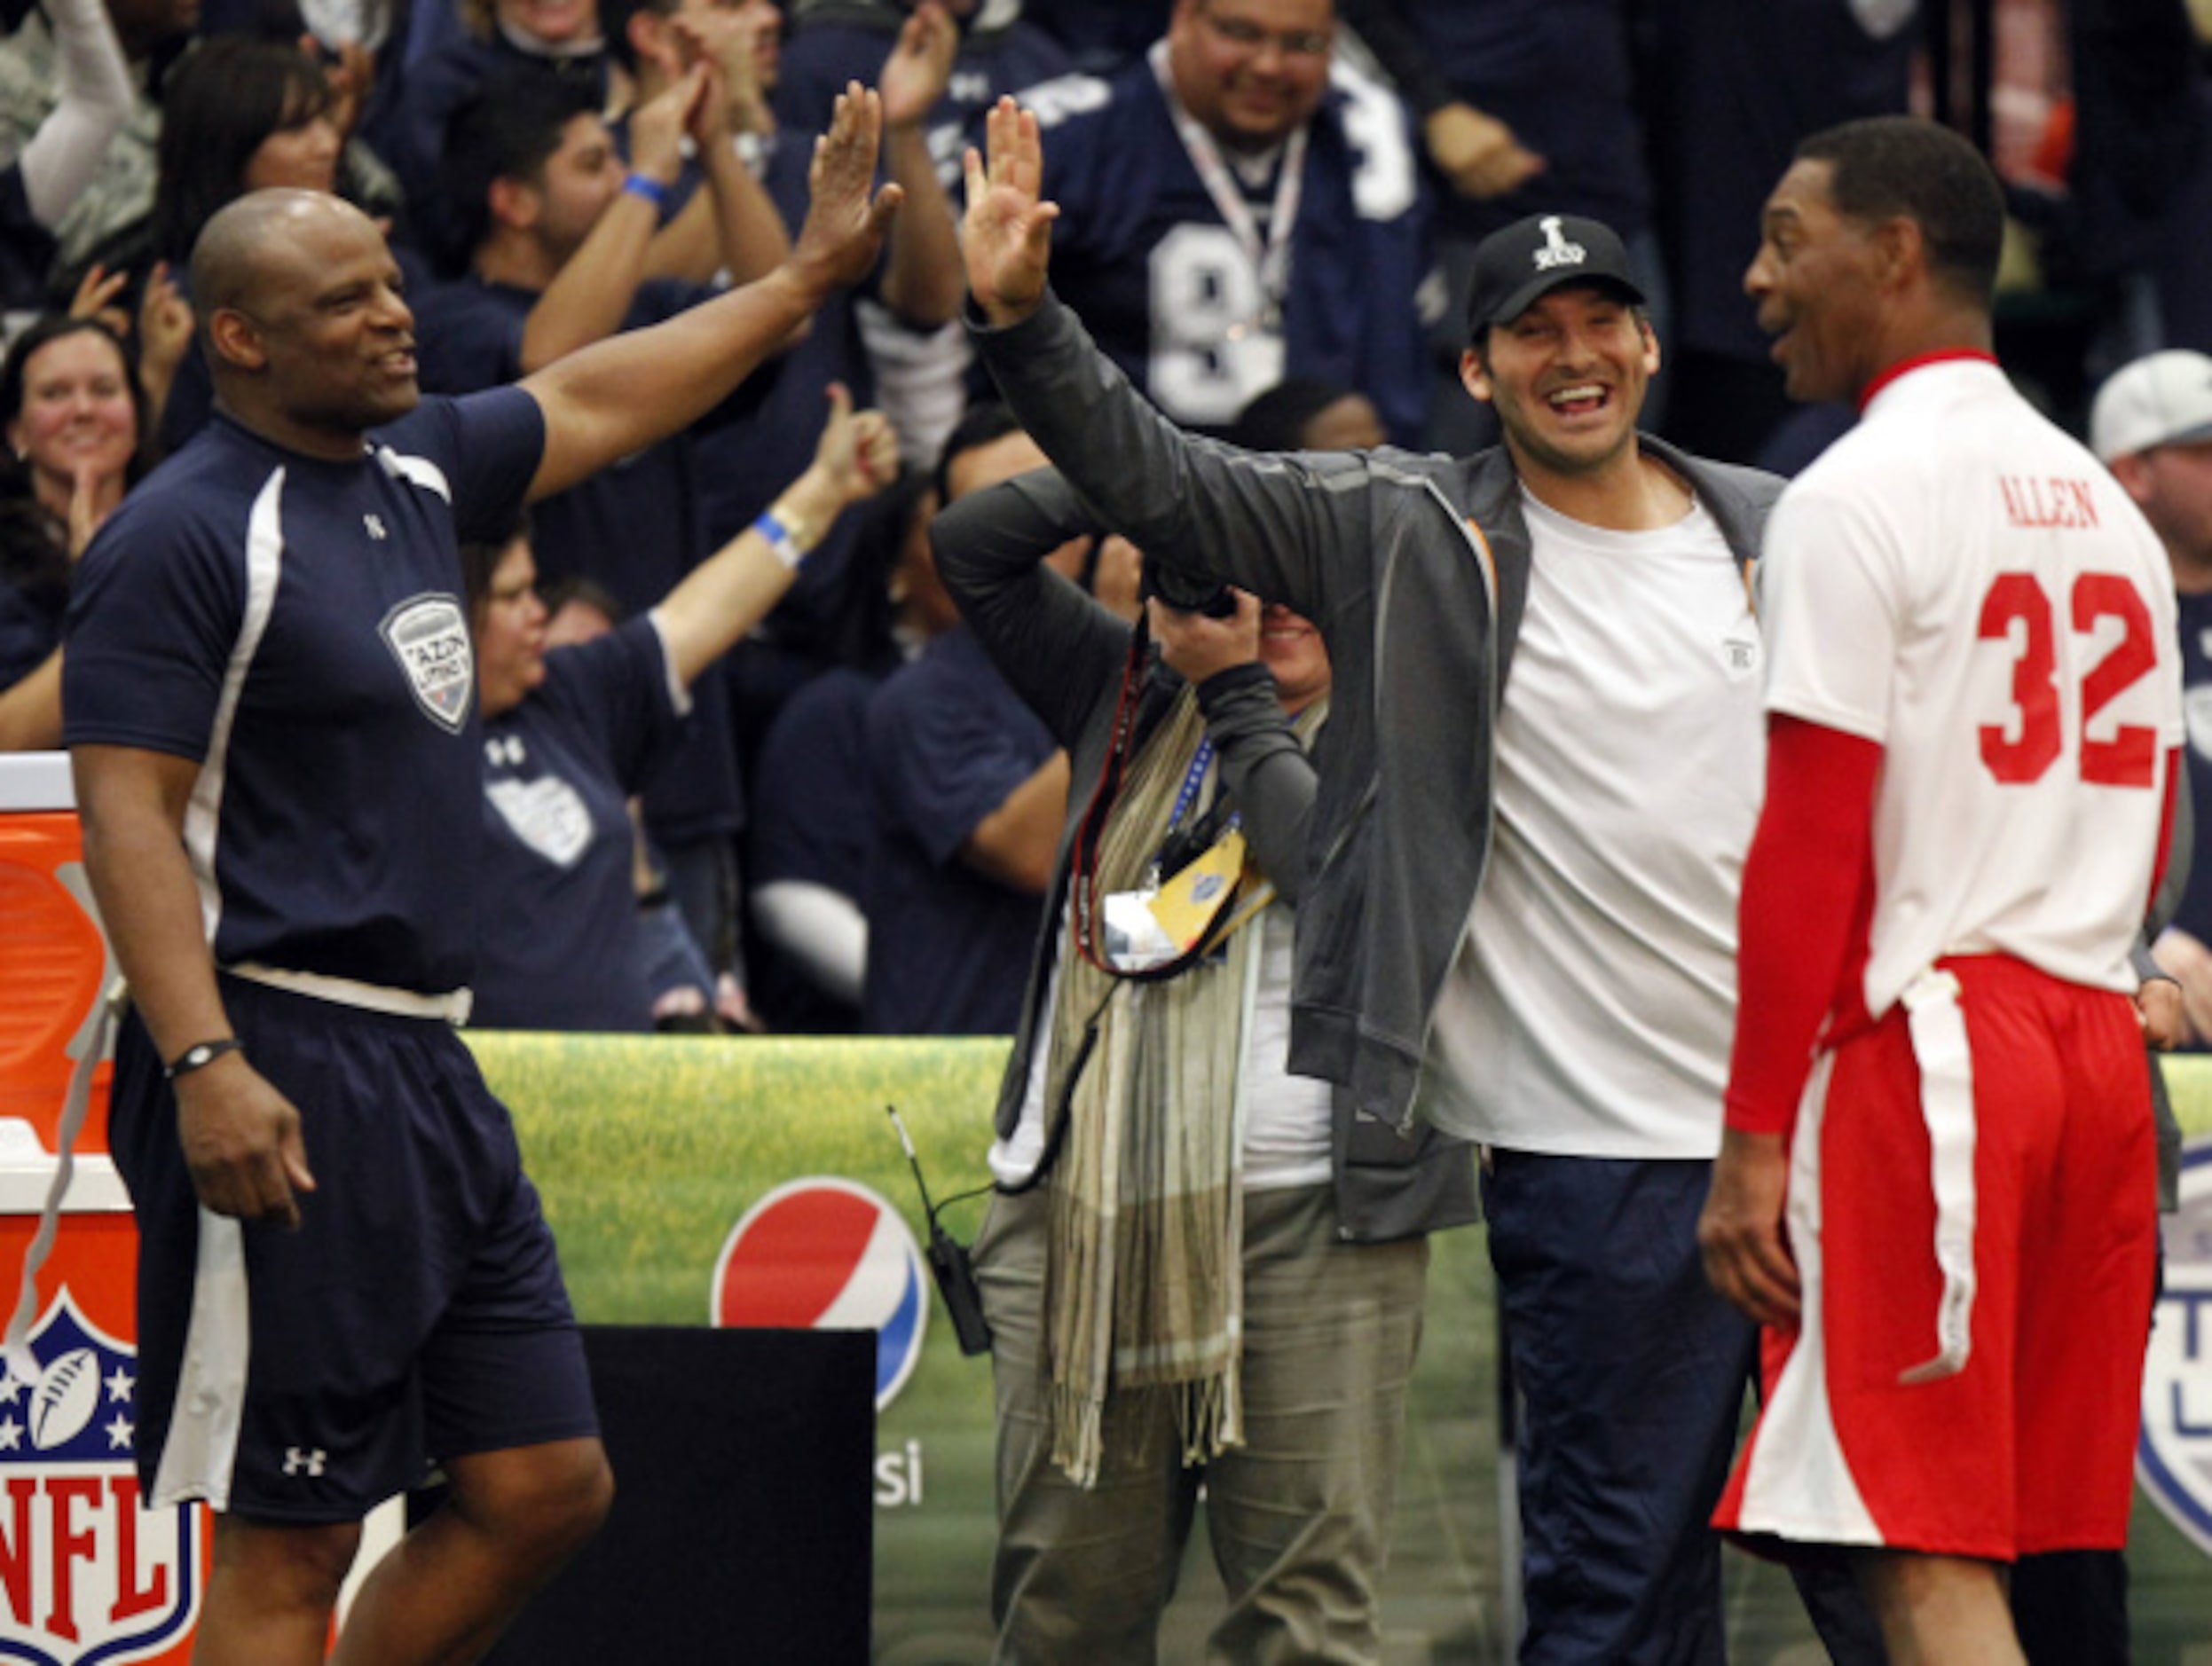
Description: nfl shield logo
xmin=2138 ymin=1137 xmax=2212 ymax=1558
xmin=0 ymin=1293 xmax=200 ymax=1664
xmin=379 ymin=596 xmax=474 ymax=734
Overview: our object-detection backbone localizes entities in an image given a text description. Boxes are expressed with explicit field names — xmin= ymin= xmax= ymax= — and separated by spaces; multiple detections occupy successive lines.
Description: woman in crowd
xmin=462 ymin=387 xmax=895 ymax=1032
xmin=139 ymin=34 xmax=404 ymax=448
xmin=0 ymin=314 xmax=152 ymax=749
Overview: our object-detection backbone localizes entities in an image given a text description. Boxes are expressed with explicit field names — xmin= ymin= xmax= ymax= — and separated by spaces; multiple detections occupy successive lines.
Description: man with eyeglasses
xmin=999 ymin=0 xmax=1433 ymax=445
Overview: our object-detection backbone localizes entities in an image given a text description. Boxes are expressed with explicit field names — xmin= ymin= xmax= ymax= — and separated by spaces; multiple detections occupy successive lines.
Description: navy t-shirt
xmin=64 ymin=391 xmax=545 ymax=994
xmin=750 ymin=664 xmax=878 ymax=892
xmin=1015 ymin=56 xmax=1433 ymax=444
xmin=862 ymin=627 xmax=1054 ymax=1035
xmin=775 ymin=12 xmax=1072 ymax=171
xmin=1645 ymin=0 xmax=1911 ymax=362
xmin=0 ymin=558 xmax=63 ymax=688
xmin=1394 ymin=0 xmax=1649 ymax=244
xmin=413 ymin=271 xmax=744 ymax=844
xmin=2171 ymin=588 xmax=2212 ymax=947
xmin=473 ymin=615 xmax=689 ymax=1031
xmin=686 ymin=130 xmax=878 ymax=662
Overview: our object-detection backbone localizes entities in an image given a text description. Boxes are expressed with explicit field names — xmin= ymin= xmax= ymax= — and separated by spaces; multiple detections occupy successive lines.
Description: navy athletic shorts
xmin=109 ymin=975 xmax=598 ymax=1523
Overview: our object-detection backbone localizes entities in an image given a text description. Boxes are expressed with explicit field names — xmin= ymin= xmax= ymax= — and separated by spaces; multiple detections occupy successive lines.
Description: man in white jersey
xmin=961 ymin=98 xmax=1879 ymax=1664
xmin=1700 ymin=115 xmax=2183 ymax=1664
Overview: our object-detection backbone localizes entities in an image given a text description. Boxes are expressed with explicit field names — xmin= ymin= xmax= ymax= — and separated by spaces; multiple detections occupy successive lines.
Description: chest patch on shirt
xmin=380 ymin=595 xmax=473 ymax=733
xmin=486 ymin=774 xmax=592 ymax=867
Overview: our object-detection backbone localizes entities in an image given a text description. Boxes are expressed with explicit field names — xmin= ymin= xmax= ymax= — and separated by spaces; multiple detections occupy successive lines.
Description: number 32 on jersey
xmin=1978 ymin=570 xmax=2161 ymax=788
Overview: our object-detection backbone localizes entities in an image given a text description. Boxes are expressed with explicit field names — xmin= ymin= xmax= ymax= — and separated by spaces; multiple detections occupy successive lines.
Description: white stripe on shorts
xmin=150 ymin=1208 xmax=250 ymax=1511
xmin=1734 ymin=1052 xmax=1883 ymax=1544
xmin=1898 ymin=967 xmax=1978 ymax=1383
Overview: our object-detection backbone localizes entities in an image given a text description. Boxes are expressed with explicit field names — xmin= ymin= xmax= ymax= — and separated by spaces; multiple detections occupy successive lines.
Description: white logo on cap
xmin=1533 ymin=216 xmax=1587 ymax=272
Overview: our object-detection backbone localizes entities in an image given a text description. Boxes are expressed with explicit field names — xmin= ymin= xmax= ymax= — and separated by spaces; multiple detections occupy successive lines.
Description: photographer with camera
xmin=933 ymin=451 xmax=1471 ymax=1662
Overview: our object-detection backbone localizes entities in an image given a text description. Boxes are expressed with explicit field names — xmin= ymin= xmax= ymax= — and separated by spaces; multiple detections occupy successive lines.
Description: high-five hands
xmin=962 ymin=96 xmax=1059 ymax=326
xmin=792 ymin=85 xmax=906 ymax=295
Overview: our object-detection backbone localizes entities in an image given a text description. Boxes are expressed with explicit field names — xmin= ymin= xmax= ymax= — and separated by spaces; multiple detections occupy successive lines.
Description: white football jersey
xmin=1759 ymin=356 xmax=2184 ymax=1018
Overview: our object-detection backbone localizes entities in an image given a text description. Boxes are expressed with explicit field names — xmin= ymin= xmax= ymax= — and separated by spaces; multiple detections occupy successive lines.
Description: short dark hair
xmin=539 ymin=572 xmax=626 ymax=624
xmin=1795 ymin=116 xmax=2005 ymax=307
xmin=598 ymin=0 xmax=676 ymax=72
xmin=440 ymin=68 xmax=602 ymax=263
xmin=154 ymin=38 xmax=336 ymax=266
xmin=933 ymin=401 xmax=1026 ymax=505
xmin=458 ymin=515 xmax=531 ymax=617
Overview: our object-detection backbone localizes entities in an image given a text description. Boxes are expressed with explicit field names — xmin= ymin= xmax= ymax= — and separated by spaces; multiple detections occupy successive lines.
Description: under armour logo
xmin=282 ymin=1446 xmax=327 ymax=1477
xmin=364 ymin=514 xmax=388 ymax=540
xmin=1532 ymin=216 xmax=1586 ymax=272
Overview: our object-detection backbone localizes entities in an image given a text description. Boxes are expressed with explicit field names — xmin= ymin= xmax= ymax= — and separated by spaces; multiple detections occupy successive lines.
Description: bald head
xmin=192 ymin=189 xmax=384 ymax=321
xmin=191 ymin=189 xmax=421 ymax=458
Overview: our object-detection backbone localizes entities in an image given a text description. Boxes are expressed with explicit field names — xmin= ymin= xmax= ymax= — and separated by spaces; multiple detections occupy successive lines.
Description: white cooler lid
xmin=0 ymin=752 xmax=74 ymax=813
xmin=0 ymin=1120 xmax=130 ymax=1213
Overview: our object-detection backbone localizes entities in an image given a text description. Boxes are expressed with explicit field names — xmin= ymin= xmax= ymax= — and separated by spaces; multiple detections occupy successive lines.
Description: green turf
xmin=470 ymin=1032 xmax=2212 ymax=1662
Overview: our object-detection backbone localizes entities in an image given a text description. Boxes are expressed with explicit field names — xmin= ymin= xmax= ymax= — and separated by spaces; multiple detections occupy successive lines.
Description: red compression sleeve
xmin=1724 ymin=714 xmax=1885 ymax=1139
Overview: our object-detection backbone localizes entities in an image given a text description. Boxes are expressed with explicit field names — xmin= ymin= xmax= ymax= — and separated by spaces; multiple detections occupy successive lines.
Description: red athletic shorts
xmin=1715 ymin=955 xmax=2159 ymax=1560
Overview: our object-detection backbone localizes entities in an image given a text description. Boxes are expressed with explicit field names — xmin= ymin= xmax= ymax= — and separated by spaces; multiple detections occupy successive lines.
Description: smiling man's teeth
xmin=1548 ymin=384 xmax=1604 ymax=408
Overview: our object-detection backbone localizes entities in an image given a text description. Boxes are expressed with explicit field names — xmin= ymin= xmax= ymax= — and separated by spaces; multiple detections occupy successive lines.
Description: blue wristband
xmin=753 ymin=507 xmax=805 ymax=570
xmin=623 ymin=172 xmax=669 ymax=209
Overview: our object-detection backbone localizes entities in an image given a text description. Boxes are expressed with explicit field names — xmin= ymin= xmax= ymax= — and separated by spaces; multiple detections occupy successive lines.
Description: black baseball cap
xmin=1463 ymin=213 xmax=1646 ymax=341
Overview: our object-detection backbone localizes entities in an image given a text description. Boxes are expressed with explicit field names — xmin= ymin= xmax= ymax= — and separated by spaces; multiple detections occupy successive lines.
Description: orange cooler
xmin=1 ymin=752 xmax=209 ymax=1662
xmin=0 ymin=753 xmax=114 ymax=1153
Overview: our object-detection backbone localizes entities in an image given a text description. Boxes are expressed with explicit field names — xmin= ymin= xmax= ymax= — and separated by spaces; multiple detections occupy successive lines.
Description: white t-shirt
xmin=1421 ymin=489 xmax=1764 ymax=1158
xmin=990 ymin=904 xmax=1334 ymax=1191
xmin=1759 ymin=356 xmax=2183 ymax=1014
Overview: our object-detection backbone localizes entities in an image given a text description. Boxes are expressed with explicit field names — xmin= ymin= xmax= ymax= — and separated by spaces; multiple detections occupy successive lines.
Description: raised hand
xmin=631 ymin=63 xmax=707 ymax=188
xmin=67 ymin=262 xmax=130 ymax=338
xmin=673 ymin=5 xmax=773 ymax=139
xmin=1151 ymin=589 xmax=1261 ymax=687
xmin=811 ymin=381 xmax=900 ymax=506
xmin=880 ymin=1 xmax=956 ymax=131
xmin=961 ymin=96 xmax=1058 ymax=325
xmin=138 ymin=260 xmax=194 ymax=384
xmin=791 ymin=84 xmax=903 ymax=296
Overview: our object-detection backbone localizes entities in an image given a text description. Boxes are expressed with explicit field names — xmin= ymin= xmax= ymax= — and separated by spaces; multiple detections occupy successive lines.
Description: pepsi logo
xmin=2138 ymin=1136 xmax=2212 ymax=1558
xmin=710 ymin=1178 xmax=928 ymax=1409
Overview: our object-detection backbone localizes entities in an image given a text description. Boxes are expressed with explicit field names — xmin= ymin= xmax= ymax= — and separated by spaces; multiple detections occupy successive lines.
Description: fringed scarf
xmin=1040 ymin=682 xmax=1323 ymax=1487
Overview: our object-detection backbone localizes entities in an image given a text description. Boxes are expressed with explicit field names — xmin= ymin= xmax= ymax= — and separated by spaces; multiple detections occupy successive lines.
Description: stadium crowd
xmin=9 ymin=0 xmax=2209 ymax=1040
xmin=3 ymin=0 xmax=2206 ymax=1661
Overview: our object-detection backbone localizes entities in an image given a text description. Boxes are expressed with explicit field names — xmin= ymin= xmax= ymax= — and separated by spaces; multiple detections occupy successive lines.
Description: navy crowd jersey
xmin=1394 ymin=0 xmax=1649 ymax=245
xmin=1014 ymin=53 xmax=1433 ymax=444
xmin=1645 ymin=0 xmax=1911 ymax=363
xmin=775 ymin=8 xmax=1073 ymax=196
xmin=862 ymin=627 xmax=1055 ymax=1036
xmin=686 ymin=132 xmax=879 ymax=663
xmin=2172 ymin=589 xmax=2212 ymax=947
xmin=413 ymin=272 xmax=744 ymax=845
xmin=474 ymin=617 xmax=689 ymax=1032
xmin=62 ymin=391 xmax=546 ymax=995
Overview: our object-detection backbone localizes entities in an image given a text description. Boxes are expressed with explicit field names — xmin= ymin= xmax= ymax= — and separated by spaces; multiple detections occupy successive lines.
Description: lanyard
xmin=1168 ymin=738 xmax=1215 ymax=829
xmin=1150 ymin=41 xmax=1309 ymax=331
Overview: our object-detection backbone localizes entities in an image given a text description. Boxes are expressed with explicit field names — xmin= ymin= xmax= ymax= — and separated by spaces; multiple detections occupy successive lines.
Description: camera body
xmin=1141 ymin=553 xmax=1238 ymax=619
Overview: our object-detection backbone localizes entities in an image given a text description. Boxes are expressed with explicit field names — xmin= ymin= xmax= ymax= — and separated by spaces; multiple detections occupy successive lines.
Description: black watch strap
xmin=164 ymin=1037 xmax=244 ymax=1081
